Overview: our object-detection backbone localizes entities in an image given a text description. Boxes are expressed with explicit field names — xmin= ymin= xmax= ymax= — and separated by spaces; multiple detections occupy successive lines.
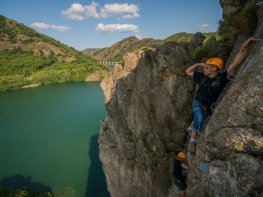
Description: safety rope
xmin=253 ymin=38 xmax=263 ymax=42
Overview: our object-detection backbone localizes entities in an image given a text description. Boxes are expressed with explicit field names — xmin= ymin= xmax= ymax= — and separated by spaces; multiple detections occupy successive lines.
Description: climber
xmin=173 ymin=152 xmax=188 ymax=197
xmin=185 ymin=37 xmax=255 ymax=154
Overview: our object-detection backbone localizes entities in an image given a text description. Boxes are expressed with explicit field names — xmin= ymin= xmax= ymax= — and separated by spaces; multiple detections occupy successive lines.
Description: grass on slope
xmin=0 ymin=49 xmax=108 ymax=92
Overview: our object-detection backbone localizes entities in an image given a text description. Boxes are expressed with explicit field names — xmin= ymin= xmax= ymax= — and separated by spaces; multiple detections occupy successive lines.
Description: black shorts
xmin=174 ymin=178 xmax=187 ymax=190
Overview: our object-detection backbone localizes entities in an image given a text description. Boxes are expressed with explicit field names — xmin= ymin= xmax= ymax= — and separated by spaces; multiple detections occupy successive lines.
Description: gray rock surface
xmin=99 ymin=1 xmax=263 ymax=197
xmin=99 ymin=41 xmax=198 ymax=197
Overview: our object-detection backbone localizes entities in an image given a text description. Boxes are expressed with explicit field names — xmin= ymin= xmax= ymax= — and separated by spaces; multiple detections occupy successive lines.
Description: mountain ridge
xmin=83 ymin=32 xmax=219 ymax=62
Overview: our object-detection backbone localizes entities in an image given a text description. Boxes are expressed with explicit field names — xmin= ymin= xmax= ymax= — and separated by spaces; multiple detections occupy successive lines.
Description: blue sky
xmin=0 ymin=0 xmax=222 ymax=50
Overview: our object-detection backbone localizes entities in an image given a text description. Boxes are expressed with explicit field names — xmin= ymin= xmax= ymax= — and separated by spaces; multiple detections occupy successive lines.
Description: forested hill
xmin=0 ymin=15 xmax=108 ymax=92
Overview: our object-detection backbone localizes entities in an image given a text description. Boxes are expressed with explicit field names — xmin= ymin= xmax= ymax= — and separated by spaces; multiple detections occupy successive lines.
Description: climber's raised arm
xmin=227 ymin=37 xmax=255 ymax=76
xmin=185 ymin=63 xmax=206 ymax=77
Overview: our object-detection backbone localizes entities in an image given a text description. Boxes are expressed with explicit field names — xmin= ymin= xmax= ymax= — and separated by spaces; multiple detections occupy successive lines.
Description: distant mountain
xmin=82 ymin=48 xmax=102 ymax=57
xmin=83 ymin=36 xmax=160 ymax=62
xmin=83 ymin=32 xmax=218 ymax=62
xmin=0 ymin=15 xmax=108 ymax=92
xmin=163 ymin=32 xmax=219 ymax=43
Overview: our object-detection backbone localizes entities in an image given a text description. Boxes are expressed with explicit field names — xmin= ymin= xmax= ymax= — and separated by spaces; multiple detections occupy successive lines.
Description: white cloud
xmin=61 ymin=3 xmax=86 ymax=20
xmin=96 ymin=23 xmax=139 ymax=33
xmin=197 ymin=23 xmax=210 ymax=31
xmin=101 ymin=3 xmax=140 ymax=19
xmin=61 ymin=2 xmax=139 ymax=20
xmin=31 ymin=22 xmax=71 ymax=32
xmin=31 ymin=22 xmax=50 ymax=29
xmin=122 ymin=13 xmax=140 ymax=19
xmin=135 ymin=34 xmax=142 ymax=39
xmin=85 ymin=1 xmax=100 ymax=18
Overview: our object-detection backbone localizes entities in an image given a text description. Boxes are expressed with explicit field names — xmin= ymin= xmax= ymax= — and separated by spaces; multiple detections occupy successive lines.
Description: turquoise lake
xmin=0 ymin=82 xmax=110 ymax=197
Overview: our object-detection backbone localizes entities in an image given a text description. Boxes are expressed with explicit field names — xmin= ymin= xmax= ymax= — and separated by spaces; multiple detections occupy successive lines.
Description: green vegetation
xmin=0 ymin=15 xmax=109 ymax=93
xmin=139 ymin=46 xmax=152 ymax=52
xmin=218 ymin=3 xmax=257 ymax=40
xmin=162 ymin=32 xmax=220 ymax=44
xmin=193 ymin=37 xmax=221 ymax=60
xmin=0 ymin=187 xmax=53 ymax=197
xmin=0 ymin=49 xmax=52 ymax=76
xmin=0 ymin=49 xmax=108 ymax=92
xmin=0 ymin=16 xmax=16 ymax=41
xmin=114 ymin=54 xmax=123 ymax=62
xmin=192 ymin=3 xmax=257 ymax=62
xmin=2 ymin=2 xmax=257 ymax=93
xmin=162 ymin=32 xmax=194 ymax=43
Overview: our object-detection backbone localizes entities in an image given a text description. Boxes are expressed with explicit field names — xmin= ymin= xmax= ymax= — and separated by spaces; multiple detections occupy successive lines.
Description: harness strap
xmin=196 ymin=73 xmax=223 ymax=103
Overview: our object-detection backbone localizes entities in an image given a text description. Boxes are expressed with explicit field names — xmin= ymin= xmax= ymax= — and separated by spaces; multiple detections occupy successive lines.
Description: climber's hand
xmin=197 ymin=63 xmax=207 ymax=68
xmin=242 ymin=37 xmax=255 ymax=49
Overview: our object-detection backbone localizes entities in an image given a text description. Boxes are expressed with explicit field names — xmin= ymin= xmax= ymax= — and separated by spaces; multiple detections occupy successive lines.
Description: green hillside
xmin=0 ymin=15 xmax=108 ymax=92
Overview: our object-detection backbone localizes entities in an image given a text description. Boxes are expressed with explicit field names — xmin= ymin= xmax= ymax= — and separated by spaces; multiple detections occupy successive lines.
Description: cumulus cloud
xmin=85 ymin=1 xmax=100 ymax=18
xmin=101 ymin=3 xmax=140 ymax=19
xmin=61 ymin=3 xmax=86 ymax=20
xmin=61 ymin=2 xmax=139 ymax=20
xmin=96 ymin=23 xmax=139 ymax=33
xmin=197 ymin=23 xmax=210 ymax=31
xmin=31 ymin=22 xmax=70 ymax=32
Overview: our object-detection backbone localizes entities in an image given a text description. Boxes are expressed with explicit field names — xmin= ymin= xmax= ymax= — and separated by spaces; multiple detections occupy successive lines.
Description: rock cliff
xmin=99 ymin=37 xmax=203 ymax=196
xmin=99 ymin=1 xmax=263 ymax=197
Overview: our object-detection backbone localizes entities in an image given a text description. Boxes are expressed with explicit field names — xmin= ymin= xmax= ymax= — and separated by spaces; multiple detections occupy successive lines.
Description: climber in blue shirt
xmin=185 ymin=37 xmax=254 ymax=153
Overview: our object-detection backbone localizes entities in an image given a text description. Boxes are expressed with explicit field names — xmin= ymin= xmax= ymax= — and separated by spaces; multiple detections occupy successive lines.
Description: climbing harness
xmin=209 ymin=102 xmax=216 ymax=112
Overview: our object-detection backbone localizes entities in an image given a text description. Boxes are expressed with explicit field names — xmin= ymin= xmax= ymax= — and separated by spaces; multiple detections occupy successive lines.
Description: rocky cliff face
xmin=99 ymin=37 xmax=203 ymax=196
xmin=99 ymin=1 xmax=263 ymax=197
xmin=187 ymin=2 xmax=263 ymax=197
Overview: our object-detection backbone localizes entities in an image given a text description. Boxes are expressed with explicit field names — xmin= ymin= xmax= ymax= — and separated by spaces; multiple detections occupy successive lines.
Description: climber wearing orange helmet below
xmin=173 ymin=152 xmax=188 ymax=197
xmin=185 ymin=37 xmax=255 ymax=154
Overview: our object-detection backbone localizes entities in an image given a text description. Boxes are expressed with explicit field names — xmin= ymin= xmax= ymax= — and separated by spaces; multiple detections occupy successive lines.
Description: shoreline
xmin=21 ymin=84 xmax=41 ymax=89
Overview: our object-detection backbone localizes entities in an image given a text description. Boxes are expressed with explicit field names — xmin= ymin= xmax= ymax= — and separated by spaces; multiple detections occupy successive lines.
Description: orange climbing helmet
xmin=206 ymin=58 xmax=223 ymax=69
xmin=178 ymin=152 xmax=186 ymax=160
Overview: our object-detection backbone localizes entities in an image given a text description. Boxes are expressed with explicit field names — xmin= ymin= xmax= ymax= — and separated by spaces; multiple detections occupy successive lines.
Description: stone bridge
xmin=100 ymin=61 xmax=119 ymax=68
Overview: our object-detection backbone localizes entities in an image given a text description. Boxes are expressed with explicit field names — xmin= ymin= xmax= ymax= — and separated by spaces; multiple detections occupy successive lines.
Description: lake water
xmin=0 ymin=82 xmax=110 ymax=197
